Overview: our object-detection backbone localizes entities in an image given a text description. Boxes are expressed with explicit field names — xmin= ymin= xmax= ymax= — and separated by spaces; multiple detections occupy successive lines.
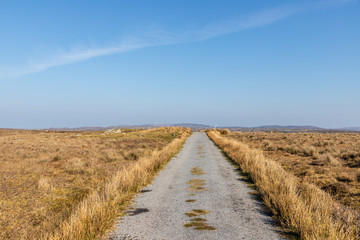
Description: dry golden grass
xmin=228 ymin=131 xmax=360 ymax=208
xmin=0 ymin=127 xmax=191 ymax=239
xmin=207 ymin=130 xmax=359 ymax=240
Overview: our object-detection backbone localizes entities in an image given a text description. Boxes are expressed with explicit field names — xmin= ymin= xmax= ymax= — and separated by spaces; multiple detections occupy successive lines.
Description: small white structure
xmin=104 ymin=129 xmax=122 ymax=135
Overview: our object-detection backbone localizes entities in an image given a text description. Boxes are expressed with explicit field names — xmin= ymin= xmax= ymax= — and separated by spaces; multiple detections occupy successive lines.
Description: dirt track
xmin=108 ymin=132 xmax=283 ymax=240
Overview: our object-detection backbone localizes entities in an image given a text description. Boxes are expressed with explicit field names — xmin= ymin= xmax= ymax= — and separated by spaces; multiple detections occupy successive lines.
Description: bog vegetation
xmin=0 ymin=127 xmax=191 ymax=239
xmin=229 ymin=131 xmax=360 ymax=208
xmin=207 ymin=129 xmax=360 ymax=240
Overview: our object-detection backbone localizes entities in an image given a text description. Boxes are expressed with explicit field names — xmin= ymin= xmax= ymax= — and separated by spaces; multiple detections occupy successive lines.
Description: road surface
xmin=108 ymin=132 xmax=283 ymax=240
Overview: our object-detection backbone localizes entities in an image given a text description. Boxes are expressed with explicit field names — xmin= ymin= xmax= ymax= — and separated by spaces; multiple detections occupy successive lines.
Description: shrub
xmin=52 ymin=155 xmax=61 ymax=162
xmin=125 ymin=152 xmax=139 ymax=161
xmin=320 ymin=153 xmax=342 ymax=167
xmin=219 ymin=129 xmax=230 ymax=135
xmin=356 ymin=174 xmax=360 ymax=183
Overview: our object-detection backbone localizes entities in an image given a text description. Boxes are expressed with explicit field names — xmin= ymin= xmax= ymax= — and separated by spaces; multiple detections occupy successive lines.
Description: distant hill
xmin=120 ymin=123 xmax=212 ymax=129
xmin=256 ymin=125 xmax=324 ymax=130
xmin=43 ymin=124 xmax=360 ymax=132
xmin=47 ymin=126 xmax=109 ymax=131
xmin=45 ymin=123 xmax=212 ymax=131
xmin=171 ymin=123 xmax=212 ymax=128
xmin=336 ymin=127 xmax=360 ymax=132
xmin=225 ymin=125 xmax=324 ymax=130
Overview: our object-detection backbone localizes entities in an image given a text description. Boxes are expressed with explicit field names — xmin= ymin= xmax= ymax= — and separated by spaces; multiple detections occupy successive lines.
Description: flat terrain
xmin=228 ymin=131 xmax=360 ymax=208
xmin=109 ymin=133 xmax=282 ymax=240
xmin=0 ymin=128 xmax=185 ymax=239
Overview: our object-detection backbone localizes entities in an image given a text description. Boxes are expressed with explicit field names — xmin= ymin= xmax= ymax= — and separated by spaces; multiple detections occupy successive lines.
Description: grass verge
xmin=43 ymin=128 xmax=191 ymax=239
xmin=207 ymin=130 xmax=359 ymax=240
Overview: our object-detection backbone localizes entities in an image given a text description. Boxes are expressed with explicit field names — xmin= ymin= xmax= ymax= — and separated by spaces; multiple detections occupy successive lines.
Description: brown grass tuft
xmin=218 ymin=129 xmax=231 ymax=135
xmin=38 ymin=177 xmax=52 ymax=191
xmin=320 ymin=153 xmax=342 ymax=167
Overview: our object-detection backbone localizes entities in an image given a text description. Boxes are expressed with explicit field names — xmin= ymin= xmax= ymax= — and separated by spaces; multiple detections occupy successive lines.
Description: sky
xmin=0 ymin=0 xmax=359 ymax=129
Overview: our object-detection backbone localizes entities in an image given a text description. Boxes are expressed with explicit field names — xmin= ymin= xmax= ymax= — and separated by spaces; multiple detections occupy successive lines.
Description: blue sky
xmin=1 ymin=0 xmax=359 ymax=129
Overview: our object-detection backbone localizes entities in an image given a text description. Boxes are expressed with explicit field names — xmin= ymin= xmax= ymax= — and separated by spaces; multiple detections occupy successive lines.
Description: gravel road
xmin=108 ymin=132 xmax=284 ymax=240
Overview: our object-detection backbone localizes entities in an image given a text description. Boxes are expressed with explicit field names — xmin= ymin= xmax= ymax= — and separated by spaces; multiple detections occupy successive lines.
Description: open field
xmin=207 ymin=130 xmax=360 ymax=239
xmin=228 ymin=131 xmax=360 ymax=208
xmin=0 ymin=127 xmax=191 ymax=239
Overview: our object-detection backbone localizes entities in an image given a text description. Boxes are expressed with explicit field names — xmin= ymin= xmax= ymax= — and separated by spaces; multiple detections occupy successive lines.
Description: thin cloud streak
xmin=1 ymin=0 xmax=353 ymax=78
xmin=9 ymin=41 xmax=156 ymax=78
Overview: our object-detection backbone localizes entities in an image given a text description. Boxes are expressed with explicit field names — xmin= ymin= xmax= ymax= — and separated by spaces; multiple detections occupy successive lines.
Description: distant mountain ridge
xmin=46 ymin=123 xmax=212 ymax=131
xmin=44 ymin=124 xmax=360 ymax=132
xmin=336 ymin=127 xmax=360 ymax=132
xmin=253 ymin=125 xmax=323 ymax=130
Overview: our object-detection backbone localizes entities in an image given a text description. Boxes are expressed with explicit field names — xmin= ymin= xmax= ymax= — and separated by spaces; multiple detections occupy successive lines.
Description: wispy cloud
xmin=1 ymin=0 xmax=353 ymax=78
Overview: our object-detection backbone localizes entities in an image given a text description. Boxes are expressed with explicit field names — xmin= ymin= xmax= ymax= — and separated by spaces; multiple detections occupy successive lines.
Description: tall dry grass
xmin=228 ymin=131 xmax=360 ymax=207
xmin=46 ymin=128 xmax=191 ymax=239
xmin=207 ymin=130 xmax=359 ymax=240
xmin=0 ymin=127 xmax=191 ymax=239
